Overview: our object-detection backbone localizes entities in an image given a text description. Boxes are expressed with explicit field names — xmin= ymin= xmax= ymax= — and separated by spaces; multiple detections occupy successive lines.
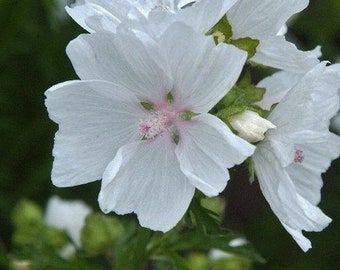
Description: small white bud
xmin=229 ymin=110 xmax=275 ymax=143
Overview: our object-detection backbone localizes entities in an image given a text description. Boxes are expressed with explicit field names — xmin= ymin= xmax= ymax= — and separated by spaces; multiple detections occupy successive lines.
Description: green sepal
xmin=167 ymin=92 xmax=174 ymax=104
xmin=140 ymin=101 xmax=154 ymax=111
xmin=81 ymin=213 xmax=124 ymax=256
xmin=180 ymin=111 xmax=199 ymax=120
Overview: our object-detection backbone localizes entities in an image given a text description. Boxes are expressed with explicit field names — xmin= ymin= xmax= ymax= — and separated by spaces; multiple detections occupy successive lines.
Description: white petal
xmin=179 ymin=0 xmax=238 ymax=34
xmin=44 ymin=196 xmax=92 ymax=247
xmin=66 ymin=0 xmax=130 ymax=33
xmin=251 ymin=36 xmax=321 ymax=73
xmin=269 ymin=62 xmax=340 ymax=125
xmin=45 ymin=80 xmax=144 ymax=186
xmin=253 ymin=146 xmax=332 ymax=252
xmin=66 ymin=32 xmax=173 ymax=104
xmin=159 ymin=23 xmax=247 ymax=112
xmin=227 ymin=0 xmax=308 ymax=39
xmin=98 ymin=134 xmax=195 ymax=232
xmin=286 ymin=133 xmax=340 ymax=205
xmin=256 ymin=71 xmax=302 ymax=110
xmin=175 ymin=114 xmax=255 ymax=196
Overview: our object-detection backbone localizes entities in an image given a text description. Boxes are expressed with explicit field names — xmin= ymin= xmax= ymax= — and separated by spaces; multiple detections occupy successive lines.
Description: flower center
xmin=294 ymin=149 xmax=304 ymax=163
xmin=139 ymin=111 xmax=168 ymax=139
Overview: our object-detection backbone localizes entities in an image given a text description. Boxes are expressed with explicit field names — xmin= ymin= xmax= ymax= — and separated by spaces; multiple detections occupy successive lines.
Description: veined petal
xmin=253 ymin=146 xmax=332 ymax=252
xmin=179 ymin=0 xmax=238 ymax=34
xmin=99 ymin=134 xmax=195 ymax=232
xmin=227 ymin=0 xmax=309 ymax=39
xmin=45 ymin=80 xmax=144 ymax=187
xmin=66 ymin=0 xmax=131 ymax=33
xmin=159 ymin=23 xmax=247 ymax=113
xmin=286 ymin=133 xmax=340 ymax=205
xmin=66 ymin=32 xmax=173 ymax=104
xmin=268 ymin=62 xmax=340 ymax=126
xmin=256 ymin=71 xmax=302 ymax=110
xmin=251 ymin=36 xmax=321 ymax=73
xmin=175 ymin=114 xmax=255 ymax=196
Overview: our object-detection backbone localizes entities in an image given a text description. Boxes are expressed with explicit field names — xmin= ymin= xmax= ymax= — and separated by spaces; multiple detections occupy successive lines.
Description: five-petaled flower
xmin=45 ymin=23 xmax=255 ymax=232
xmin=253 ymin=62 xmax=340 ymax=251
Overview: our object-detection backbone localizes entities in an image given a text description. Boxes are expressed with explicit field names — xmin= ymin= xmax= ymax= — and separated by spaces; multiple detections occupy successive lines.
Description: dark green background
xmin=0 ymin=0 xmax=339 ymax=269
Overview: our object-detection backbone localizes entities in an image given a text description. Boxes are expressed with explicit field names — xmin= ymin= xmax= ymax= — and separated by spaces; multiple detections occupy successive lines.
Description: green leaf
xmin=206 ymin=15 xmax=233 ymax=41
xmin=169 ymin=231 xmax=265 ymax=263
xmin=185 ymin=196 xmax=221 ymax=234
xmin=114 ymin=225 xmax=151 ymax=270
xmin=231 ymin=37 xmax=259 ymax=59
xmin=81 ymin=213 xmax=124 ymax=256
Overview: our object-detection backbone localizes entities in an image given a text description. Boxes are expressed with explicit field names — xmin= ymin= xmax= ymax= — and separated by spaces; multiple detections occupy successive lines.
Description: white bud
xmin=229 ymin=110 xmax=275 ymax=143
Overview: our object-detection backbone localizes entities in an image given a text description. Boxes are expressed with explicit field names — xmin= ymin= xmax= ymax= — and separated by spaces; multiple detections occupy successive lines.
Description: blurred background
xmin=0 ymin=0 xmax=339 ymax=269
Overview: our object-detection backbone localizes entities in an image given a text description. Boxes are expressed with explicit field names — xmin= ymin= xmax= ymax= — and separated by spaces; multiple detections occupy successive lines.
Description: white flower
xmin=229 ymin=110 xmax=276 ymax=143
xmin=44 ymin=196 xmax=92 ymax=256
xmin=252 ymin=62 xmax=340 ymax=251
xmin=65 ymin=0 xmax=237 ymax=37
xmin=45 ymin=23 xmax=255 ymax=232
xmin=226 ymin=0 xmax=321 ymax=72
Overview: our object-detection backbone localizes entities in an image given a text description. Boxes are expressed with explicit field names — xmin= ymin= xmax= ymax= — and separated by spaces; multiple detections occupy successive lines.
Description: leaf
xmin=185 ymin=196 xmax=221 ymax=234
xmin=81 ymin=214 xmax=124 ymax=256
xmin=231 ymin=37 xmax=260 ymax=59
xmin=114 ymin=224 xmax=152 ymax=270
xmin=206 ymin=15 xmax=233 ymax=41
xmin=169 ymin=231 xmax=265 ymax=263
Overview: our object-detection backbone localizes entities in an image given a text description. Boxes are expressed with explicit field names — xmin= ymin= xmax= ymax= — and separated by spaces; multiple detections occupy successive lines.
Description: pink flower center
xmin=139 ymin=111 xmax=168 ymax=139
xmin=294 ymin=149 xmax=304 ymax=163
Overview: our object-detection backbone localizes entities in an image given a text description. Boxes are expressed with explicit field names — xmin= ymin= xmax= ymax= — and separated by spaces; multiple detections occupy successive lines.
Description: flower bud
xmin=229 ymin=110 xmax=275 ymax=143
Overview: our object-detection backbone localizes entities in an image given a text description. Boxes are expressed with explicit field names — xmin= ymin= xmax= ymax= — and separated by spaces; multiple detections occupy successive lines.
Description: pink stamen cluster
xmin=139 ymin=112 xmax=168 ymax=139
xmin=294 ymin=149 xmax=304 ymax=163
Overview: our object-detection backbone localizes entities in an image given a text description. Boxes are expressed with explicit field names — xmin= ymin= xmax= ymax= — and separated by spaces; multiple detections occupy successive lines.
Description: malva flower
xmin=45 ymin=23 xmax=255 ymax=232
xmin=226 ymin=0 xmax=321 ymax=72
xmin=65 ymin=0 xmax=238 ymax=37
xmin=252 ymin=62 xmax=340 ymax=251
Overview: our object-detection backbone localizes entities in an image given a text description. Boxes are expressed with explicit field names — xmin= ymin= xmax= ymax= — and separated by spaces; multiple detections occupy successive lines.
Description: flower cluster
xmin=45 ymin=0 xmax=340 ymax=252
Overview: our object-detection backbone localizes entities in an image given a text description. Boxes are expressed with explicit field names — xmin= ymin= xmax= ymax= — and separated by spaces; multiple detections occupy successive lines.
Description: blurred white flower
xmin=44 ymin=196 xmax=92 ymax=257
xmin=45 ymin=23 xmax=254 ymax=232
xmin=253 ymin=62 xmax=340 ymax=251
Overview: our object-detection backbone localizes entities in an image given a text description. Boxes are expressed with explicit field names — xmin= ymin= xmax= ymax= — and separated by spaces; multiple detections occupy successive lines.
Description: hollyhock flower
xmin=45 ymin=23 xmax=254 ymax=232
xmin=44 ymin=196 xmax=92 ymax=257
xmin=65 ymin=0 xmax=238 ymax=37
xmin=226 ymin=0 xmax=321 ymax=72
xmin=252 ymin=62 xmax=340 ymax=251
